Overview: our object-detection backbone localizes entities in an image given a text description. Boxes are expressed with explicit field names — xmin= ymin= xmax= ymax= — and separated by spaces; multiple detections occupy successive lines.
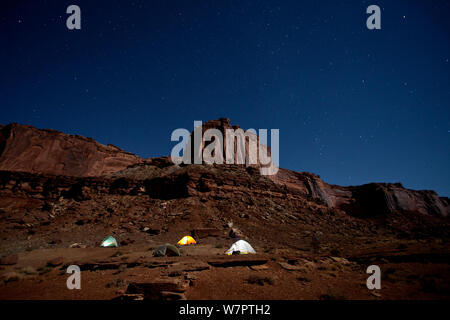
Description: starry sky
xmin=0 ymin=0 xmax=449 ymax=196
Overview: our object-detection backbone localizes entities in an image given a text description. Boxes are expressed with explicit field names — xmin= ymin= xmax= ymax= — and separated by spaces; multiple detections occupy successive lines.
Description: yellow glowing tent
xmin=177 ymin=236 xmax=196 ymax=245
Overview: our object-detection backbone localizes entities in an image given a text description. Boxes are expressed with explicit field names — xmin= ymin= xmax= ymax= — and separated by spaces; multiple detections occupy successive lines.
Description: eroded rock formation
xmin=0 ymin=123 xmax=142 ymax=177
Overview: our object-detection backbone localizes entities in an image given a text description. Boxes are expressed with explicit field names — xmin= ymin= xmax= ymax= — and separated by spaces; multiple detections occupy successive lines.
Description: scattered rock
xmin=278 ymin=262 xmax=304 ymax=271
xmin=330 ymin=257 xmax=350 ymax=265
xmin=143 ymin=227 xmax=160 ymax=235
xmin=69 ymin=243 xmax=87 ymax=248
xmin=300 ymin=260 xmax=317 ymax=270
xmin=22 ymin=266 xmax=38 ymax=275
xmin=110 ymin=251 xmax=123 ymax=258
xmin=191 ymin=228 xmax=221 ymax=239
xmin=126 ymin=279 xmax=188 ymax=300
xmin=229 ymin=228 xmax=244 ymax=239
xmin=1 ymin=271 xmax=22 ymax=282
xmin=168 ymin=212 xmax=184 ymax=217
xmin=106 ymin=278 xmax=128 ymax=288
xmin=168 ymin=270 xmax=183 ymax=277
xmin=250 ymin=264 xmax=269 ymax=271
xmin=184 ymin=274 xmax=197 ymax=281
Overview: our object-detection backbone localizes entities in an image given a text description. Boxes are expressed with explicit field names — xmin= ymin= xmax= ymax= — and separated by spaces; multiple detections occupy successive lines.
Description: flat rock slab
xmin=278 ymin=262 xmax=305 ymax=271
xmin=65 ymin=261 xmax=141 ymax=271
xmin=250 ymin=264 xmax=270 ymax=271
xmin=208 ymin=256 xmax=268 ymax=268
xmin=166 ymin=262 xmax=210 ymax=275
xmin=126 ymin=279 xmax=188 ymax=300
xmin=144 ymin=260 xmax=176 ymax=269
xmin=178 ymin=262 xmax=210 ymax=272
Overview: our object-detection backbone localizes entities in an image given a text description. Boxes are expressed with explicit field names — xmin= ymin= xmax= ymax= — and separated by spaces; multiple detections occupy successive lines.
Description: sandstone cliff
xmin=0 ymin=123 xmax=142 ymax=177
xmin=0 ymin=121 xmax=448 ymax=219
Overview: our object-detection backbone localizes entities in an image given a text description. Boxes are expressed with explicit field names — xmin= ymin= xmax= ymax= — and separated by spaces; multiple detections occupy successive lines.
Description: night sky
xmin=0 ymin=1 xmax=449 ymax=196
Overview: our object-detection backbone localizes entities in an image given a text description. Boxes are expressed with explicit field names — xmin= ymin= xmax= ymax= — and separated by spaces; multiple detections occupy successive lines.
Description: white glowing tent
xmin=225 ymin=240 xmax=256 ymax=255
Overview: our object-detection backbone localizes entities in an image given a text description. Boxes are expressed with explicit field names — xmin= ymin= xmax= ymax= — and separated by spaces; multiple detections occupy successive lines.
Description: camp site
xmin=1 ymin=1 xmax=449 ymax=308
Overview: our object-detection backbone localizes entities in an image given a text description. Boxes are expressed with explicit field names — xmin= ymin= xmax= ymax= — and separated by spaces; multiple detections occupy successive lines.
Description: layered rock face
xmin=0 ymin=123 xmax=142 ymax=177
xmin=179 ymin=119 xmax=449 ymax=218
xmin=183 ymin=118 xmax=277 ymax=175
xmin=271 ymin=168 xmax=449 ymax=218
xmin=0 ymin=120 xmax=448 ymax=219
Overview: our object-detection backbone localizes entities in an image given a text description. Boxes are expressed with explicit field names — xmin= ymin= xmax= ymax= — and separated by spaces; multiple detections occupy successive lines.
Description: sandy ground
xmin=0 ymin=238 xmax=448 ymax=300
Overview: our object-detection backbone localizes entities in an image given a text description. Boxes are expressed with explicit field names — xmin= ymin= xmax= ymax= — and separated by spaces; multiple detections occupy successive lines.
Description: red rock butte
xmin=0 ymin=123 xmax=143 ymax=177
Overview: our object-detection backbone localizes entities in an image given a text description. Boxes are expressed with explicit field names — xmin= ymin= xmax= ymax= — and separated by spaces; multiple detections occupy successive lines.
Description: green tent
xmin=100 ymin=236 xmax=118 ymax=247
xmin=153 ymin=243 xmax=180 ymax=257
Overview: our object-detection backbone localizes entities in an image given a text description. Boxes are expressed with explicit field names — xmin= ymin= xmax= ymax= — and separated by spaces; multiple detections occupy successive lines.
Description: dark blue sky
xmin=1 ymin=1 xmax=449 ymax=196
